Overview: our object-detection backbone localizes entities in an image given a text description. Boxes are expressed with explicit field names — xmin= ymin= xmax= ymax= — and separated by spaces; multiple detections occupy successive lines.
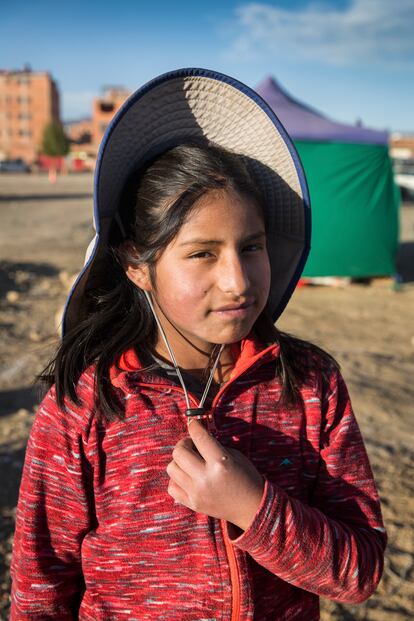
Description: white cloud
xmin=222 ymin=0 xmax=414 ymax=67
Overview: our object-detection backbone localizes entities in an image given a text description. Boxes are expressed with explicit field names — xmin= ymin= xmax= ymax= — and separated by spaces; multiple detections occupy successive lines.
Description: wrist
xmin=232 ymin=477 xmax=265 ymax=531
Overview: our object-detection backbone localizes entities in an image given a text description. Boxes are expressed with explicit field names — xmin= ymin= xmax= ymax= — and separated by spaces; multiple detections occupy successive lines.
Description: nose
xmin=217 ymin=251 xmax=250 ymax=297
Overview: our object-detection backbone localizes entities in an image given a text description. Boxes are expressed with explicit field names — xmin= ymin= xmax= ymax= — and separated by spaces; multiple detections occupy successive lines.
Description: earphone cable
xmin=144 ymin=291 xmax=224 ymax=411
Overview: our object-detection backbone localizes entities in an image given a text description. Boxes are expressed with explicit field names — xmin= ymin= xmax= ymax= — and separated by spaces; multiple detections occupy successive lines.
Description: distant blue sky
xmin=1 ymin=0 xmax=413 ymax=133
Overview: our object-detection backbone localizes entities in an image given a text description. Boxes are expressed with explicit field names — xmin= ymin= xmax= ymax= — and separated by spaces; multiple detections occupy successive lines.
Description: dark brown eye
xmin=189 ymin=251 xmax=213 ymax=259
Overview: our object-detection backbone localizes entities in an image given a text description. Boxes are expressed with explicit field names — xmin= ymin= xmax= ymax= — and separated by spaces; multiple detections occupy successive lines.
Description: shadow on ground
xmin=0 ymin=193 xmax=92 ymax=203
xmin=0 ymin=387 xmax=41 ymax=418
xmin=396 ymin=241 xmax=414 ymax=283
xmin=0 ymin=443 xmax=27 ymax=619
xmin=0 ymin=261 xmax=60 ymax=299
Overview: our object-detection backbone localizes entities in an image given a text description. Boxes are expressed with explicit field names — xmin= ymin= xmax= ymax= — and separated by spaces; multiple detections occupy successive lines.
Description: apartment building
xmin=92 ymin=86 xmax=130 ymax=147
xmin=65 ymin=118 xmax=93 ymax=144
xmin=0 ymin=67 xmax=60 ymax=163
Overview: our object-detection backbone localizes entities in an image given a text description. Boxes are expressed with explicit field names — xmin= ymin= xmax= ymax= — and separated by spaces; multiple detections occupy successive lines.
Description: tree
xmin=41 ymin=121 xmax=70 ymax=156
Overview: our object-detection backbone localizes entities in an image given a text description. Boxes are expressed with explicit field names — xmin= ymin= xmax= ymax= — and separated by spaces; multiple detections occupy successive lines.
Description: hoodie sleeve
xmin=227 ymin=367 xmax=387 ymax=604
xmin=10 ymin=384 xmax=95 ymax=620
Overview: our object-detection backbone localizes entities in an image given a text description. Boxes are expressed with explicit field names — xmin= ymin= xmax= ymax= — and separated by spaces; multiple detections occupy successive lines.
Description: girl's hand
xmin=166 ymin=418 xmax=265 ymax=531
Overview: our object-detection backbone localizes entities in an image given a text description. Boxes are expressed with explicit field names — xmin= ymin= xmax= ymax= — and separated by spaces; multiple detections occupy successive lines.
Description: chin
xmin=207 ymin=325 xmax=254 ymax=346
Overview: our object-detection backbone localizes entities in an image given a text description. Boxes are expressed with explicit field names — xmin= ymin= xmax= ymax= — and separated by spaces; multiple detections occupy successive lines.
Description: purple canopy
xmin=255 ymin=77 xmax=388 ymax=145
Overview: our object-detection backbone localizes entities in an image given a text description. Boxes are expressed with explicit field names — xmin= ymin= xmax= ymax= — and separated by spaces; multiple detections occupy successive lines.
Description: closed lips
xmin=213 ymin=302 xmax=253 ymax=312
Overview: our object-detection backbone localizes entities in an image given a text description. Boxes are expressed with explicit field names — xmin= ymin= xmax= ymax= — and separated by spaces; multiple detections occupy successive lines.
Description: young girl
xmin=10 ymin=68 xmax=386 ymax=621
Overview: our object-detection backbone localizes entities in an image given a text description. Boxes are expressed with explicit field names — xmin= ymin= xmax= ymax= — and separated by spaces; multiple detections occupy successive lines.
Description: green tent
xmin=256 ymin=78 xmax=400 ymax=277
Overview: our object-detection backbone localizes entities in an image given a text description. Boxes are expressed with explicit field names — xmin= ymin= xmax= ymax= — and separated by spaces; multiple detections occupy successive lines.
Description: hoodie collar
xmin=110 ymin=333 xmax=279 ymax=392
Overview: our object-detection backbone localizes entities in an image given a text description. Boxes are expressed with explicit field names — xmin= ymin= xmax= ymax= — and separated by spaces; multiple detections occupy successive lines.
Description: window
xmin=100 ymin=102 xmax=114 ymax=113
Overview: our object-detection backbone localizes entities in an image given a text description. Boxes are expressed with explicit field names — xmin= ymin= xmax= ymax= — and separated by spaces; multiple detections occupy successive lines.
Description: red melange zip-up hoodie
xmin=10 ymin=336 xmax=386 ymax=620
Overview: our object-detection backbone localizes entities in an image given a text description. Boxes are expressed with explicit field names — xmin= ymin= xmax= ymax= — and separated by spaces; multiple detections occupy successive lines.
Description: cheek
xmin=253 ymin=256 xmax=271 ymax=300
xmin=156 ymin=268 xmax=208 ymax=310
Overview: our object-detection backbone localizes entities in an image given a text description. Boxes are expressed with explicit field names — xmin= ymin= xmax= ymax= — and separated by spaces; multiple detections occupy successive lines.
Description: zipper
xmin=133 ymin=380 xmax=242 ymax=618
xmin=221 ymin=518 xmax=241 ymax=621
xmin=128 ymin=350 xmax=277 ymax=621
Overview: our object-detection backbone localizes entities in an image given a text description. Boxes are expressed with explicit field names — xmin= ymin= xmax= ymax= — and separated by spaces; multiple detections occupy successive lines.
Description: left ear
xmin=119 ymin=240 xmax=153 ymax=292
xmin=125 ymin=262 xmax=153 ymax=292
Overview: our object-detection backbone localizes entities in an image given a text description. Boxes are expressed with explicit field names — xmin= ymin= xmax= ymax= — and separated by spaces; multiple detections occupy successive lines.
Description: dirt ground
xmin=0 ymin=173 xmax=413 ymax=620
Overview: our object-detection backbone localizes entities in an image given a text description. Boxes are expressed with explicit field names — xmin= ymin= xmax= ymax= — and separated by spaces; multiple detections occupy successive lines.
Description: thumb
xmin=187 ymin=417 xmax=226 ymax=462
xmin=187 ymin=416 xmax=210 ymax=438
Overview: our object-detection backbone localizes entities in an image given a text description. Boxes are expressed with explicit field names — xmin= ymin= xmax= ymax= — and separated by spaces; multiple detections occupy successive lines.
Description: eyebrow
xmin=179 ymin=231 xmax=266 ymax=247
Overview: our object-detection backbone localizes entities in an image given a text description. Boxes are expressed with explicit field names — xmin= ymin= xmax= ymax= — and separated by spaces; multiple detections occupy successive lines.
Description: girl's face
xmin=131 ymin=188 xmax=271 ymax=353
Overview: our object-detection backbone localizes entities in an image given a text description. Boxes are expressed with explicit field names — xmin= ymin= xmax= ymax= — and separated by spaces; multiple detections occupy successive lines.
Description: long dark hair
xmin=40 ymin=141 xmax=339 ymax=420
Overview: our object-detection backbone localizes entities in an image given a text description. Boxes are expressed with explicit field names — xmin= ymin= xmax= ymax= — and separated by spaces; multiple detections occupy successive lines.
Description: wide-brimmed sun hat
xmin=62 ymin=67 xmax=311 ymax=336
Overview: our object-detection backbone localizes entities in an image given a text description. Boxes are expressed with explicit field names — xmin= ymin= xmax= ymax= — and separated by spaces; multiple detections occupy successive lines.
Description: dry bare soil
xmin=1 ymin=174 xmax=413 ymax=620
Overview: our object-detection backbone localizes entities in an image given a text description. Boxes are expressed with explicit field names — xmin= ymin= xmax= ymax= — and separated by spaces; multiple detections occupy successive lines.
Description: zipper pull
xmin=206 ymin=412 xmax=218 ymax=437
xmin=186 ymin=407 xmax=219 ymax=438
xmin=186 ymin=407 xmax=207 ymax=421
